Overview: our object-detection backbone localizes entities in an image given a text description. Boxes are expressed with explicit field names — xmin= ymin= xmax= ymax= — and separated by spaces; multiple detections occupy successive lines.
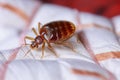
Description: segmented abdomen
xmin=41 ymin=21 xmax=76 ymax=43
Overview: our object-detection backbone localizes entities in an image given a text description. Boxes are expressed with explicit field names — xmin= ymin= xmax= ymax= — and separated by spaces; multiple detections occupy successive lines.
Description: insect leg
xmin=59 ymin=42 xmax=77 ymax=53
xmin=38 ymin=22 xmax=41 ymax=33
xmin=32 ymin=27 xmax=38 ymax=36
xmin=47 ymin=44 xmax=58 ymax=57
xmin=43 ymin=38 xmax=58 ymax=57
xmin=24 ymin=36 xmax=34 ymax=45
xmin=41 ymin=41 xmax=45 ymax=58
xmin=43 ymin=38 xmax=52 ymax=48
xmin=46 ymin=41 xmax=58 ymax=57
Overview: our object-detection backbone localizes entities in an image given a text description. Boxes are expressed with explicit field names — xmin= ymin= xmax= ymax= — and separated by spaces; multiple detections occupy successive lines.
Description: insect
xmin=24 ymin=21 xmax=76 ymax=58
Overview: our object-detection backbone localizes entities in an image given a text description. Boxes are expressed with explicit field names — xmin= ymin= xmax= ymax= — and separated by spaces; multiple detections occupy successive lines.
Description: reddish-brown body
xmin=40 ymin=21 xmax=76 ymax=43
xmin=24 ymin=21 xmax=76 ymax=58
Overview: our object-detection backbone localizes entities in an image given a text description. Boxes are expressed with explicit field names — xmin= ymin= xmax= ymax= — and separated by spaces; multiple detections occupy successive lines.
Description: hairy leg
xmin=22 ymin=36 xmax=34 ymax=58
xmin=32 ymin=27 xmax=38 ymax=36
xmin=38 ymin=22 xmax=41 ymax=33
xmin=57 ymin=41 xmax=77 ymax=53
xmin=45 ymin=41 xmax=58 ymax=57
xmin=47 ymin=44 xmax=58 ymax=57
xmin=24 ymin=36 xmax=34 ymax=45
xmin=41 ymin=41 xmax=45 ymax=58
xmin=43 ymin=37 xmax=58 ymax=57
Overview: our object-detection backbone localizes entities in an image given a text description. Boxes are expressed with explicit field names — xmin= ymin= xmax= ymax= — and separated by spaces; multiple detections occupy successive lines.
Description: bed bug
xmin=24 ymin=21 xmax=76 ymax=58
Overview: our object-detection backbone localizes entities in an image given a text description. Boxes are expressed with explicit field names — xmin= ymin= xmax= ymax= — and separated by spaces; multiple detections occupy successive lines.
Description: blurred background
xmin=42 ymin=0 xmax=120 ymax=18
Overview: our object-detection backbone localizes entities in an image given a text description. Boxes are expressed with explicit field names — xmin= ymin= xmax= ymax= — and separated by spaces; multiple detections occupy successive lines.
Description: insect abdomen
xmin=41 ymin=21 xmax=76 ymax=42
